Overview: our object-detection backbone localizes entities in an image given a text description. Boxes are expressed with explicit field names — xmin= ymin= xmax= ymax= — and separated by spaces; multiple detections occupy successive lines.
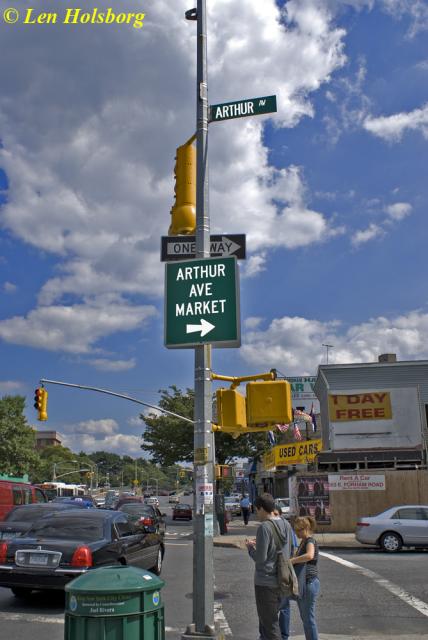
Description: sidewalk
xmin=213 ymin=519 xmax=366 ymax=550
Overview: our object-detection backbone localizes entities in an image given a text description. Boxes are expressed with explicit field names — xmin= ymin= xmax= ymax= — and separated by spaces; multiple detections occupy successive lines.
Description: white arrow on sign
xmin=212 ymin=236 xmax=241 ymax=256
xmin=186 ymin=319 xmax=215 ymax=337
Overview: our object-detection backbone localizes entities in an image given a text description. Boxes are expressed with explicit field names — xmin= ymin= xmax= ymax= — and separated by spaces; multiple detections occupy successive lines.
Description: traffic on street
xmin=0 ymin=495 xmax=427 ymax=640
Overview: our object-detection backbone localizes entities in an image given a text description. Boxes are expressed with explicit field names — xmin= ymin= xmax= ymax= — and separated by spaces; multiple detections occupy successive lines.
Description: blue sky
xmin=1 ymin=0 xmax=427 ymax=456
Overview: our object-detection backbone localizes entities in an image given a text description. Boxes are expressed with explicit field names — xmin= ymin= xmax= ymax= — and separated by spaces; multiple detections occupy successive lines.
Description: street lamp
xmin=52 ymin=459 xmax=78 ymax=481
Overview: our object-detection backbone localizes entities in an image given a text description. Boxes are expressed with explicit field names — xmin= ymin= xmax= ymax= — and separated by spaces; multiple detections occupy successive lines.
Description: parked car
xmin=0 ymin=480 xmax=47 ymax=521
xmin=119 ymin=503 xmax=166 ymax=538
xmin=145 ymin=496 xmax=159 ymax=507
xmin=52 ymin=496 xmax=96 ymax=508
xmin=0 ymin=509 xmax=165 ymax=598
xmin=224 ymin=496 xmax=241 ymax=516
xmin=172 ymin=503 xmax=192 ymax=521
xmin=169 ymin=495 xmax=180 ymax=504
xmin=355 ymin=505 xmax=428 ymax=552
xmin=274 ymin=498 xmax=290 ymax=518
xmin=114 ymin=496 xmax=145 ymax=510
xmin=0 ymin=502 xmax=86 ymax=540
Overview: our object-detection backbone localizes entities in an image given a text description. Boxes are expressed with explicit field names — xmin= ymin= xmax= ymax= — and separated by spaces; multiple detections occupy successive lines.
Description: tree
xmin=140 ymin=386 xmax=269 ymax=466
xmin=0 ymin=396 xmax=41 ymax=477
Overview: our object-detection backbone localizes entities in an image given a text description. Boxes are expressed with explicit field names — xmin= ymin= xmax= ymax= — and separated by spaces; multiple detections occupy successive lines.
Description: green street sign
xmin=210 ymin=95 xmax=277 ymax=122
xmin=165 ymin=257 xmax=240 ymax=348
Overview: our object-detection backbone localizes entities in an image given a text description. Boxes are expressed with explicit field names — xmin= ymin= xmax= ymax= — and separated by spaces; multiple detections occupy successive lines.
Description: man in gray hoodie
xmin=246 ymin=493 xmax=292 ymax=640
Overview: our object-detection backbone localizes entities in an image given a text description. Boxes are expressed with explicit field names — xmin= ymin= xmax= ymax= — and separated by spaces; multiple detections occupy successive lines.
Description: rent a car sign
xmin=328 ymin=392 xmax=392 ymax=421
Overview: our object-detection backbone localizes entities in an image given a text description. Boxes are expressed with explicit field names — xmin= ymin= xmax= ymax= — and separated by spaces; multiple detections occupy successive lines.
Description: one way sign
xmin=161 ymin=234 xmax=246 ymax=262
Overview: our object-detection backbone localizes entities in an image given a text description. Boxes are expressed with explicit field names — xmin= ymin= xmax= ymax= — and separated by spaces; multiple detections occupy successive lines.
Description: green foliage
xmin=0 ymin=396 xmax=41 ymax=477
xmin=140 ymin=386 xmax=269 ymax=466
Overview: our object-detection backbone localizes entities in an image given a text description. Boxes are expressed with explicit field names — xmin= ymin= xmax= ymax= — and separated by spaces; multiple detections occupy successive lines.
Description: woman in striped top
xmin=290 ymin=516 xmax=320 ymax=640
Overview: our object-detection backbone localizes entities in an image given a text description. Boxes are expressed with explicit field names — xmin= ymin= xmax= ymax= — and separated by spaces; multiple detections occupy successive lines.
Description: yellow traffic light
xmin=34 ymin=387 xmax=48 ymax=422
xmin=179 ymin=469 xmax=186 ymax=478
xmin=169 ymin=137 xmax=196 ymax=236
xmin=246 ymin=380 xmax=292 ymax=426
xmin=216 ymin=388 xmax=247 ymax=431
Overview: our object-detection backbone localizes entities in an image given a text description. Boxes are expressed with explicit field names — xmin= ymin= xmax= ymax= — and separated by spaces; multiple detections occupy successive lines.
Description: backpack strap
xmin=266 ymin=519 xmax=286 ymax=550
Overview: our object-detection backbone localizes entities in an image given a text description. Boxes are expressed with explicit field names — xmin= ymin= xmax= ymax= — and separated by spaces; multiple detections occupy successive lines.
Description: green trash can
xmin=64 ymin=565 xmax=165 ymax=640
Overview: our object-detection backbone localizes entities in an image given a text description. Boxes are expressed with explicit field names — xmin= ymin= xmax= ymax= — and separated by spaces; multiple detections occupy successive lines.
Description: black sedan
xmin=0 ymin=509 xmax=164 ymax=598
xmin=172 ymin=503 xmax=192 ymax=521
xmin=0 ymin=502 xmax=85 ymax=540
xmin=119 ymin=503 xmax=166 ymax=538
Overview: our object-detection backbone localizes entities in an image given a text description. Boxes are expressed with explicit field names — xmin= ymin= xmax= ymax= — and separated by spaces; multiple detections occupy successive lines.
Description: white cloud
xmin=242 ymin=254 xmax=267 ymax=279
xmin=74 ymin=418 xmax=119 ymax=437
xmin=381 ymin=0 xmax=428 ymax=36
xmin=0 ymin=0 xmax=348 ymax=353
xmin=0 ymin=296 xmax=157 ymax=354
xmin=385 ymin=202 xmax=412 ymax=221
xmin=127 ymin=415 xmax=143 ymax=427
xmin=62 ymin=431 xmax=141 ymax=456
xmin=241 ymin=310 xmax=428 ymax=373
xmin=86 ymin=357 xmax=137 ymax=372
xmin=351 ymin=223 xmax=384 ymax=246
xmin=3 ymin=282 xmax=17 ymax=293
xmin=363 ymin=104 xmax=428 ymax=142
xmin=0 ymin=380 xmax=24 ymax=393
xmin=244 ymin=317 xmax=264 ymax=330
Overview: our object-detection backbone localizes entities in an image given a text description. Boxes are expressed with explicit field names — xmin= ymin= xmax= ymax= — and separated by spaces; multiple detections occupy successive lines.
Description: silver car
xmin=355 ymin=505 xmax=428 ymax=552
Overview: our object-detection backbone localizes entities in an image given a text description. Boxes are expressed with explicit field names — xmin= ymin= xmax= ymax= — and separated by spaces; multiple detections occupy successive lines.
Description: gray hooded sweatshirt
xmin=248 ymin=516 xmax=291 ymax=587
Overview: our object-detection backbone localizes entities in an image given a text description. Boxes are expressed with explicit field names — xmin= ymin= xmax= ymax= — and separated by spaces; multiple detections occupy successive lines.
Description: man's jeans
xmin=279 ymin=578 xmax=320 ymax=640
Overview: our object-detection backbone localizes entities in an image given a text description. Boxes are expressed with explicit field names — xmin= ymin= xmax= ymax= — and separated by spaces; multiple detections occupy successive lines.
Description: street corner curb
xmin=213 ymin=537 xmax=246 ymax=550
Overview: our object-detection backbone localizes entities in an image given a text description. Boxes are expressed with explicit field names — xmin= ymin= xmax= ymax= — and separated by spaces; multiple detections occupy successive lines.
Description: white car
xmin=145 ymin=496 xmax=159 ymax=507
xmin=275 ymin=498 xmax=290 ymax=517
xmin=356 ymin=505 xmax=428 ymax=552
xmin=224 ymin=497 xmax=241 ymax=516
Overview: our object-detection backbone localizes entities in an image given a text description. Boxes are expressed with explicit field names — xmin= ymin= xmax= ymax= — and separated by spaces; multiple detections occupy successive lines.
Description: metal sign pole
xmin=183 ymin=0 xmax=216 ymax=638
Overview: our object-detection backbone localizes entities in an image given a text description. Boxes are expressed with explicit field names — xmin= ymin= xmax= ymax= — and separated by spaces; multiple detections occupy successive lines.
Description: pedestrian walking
xmin=245 ymin=493 xmax=294 ymax=640
xmin=240 ymin=494 xmax=251 ymax=525
xmin=279 ymin=515 xmax=320 ymax=640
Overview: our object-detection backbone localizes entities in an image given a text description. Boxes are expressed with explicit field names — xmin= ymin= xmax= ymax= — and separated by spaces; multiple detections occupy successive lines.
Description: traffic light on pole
xmin=168 ymin=137 xmax=196 ymax=236
xmin=34 ymin=387 xmax=48 ymax=422
xmin=215 ymin=388 xmax=247 ymax=433
xmin=246 ymin=380 xmax=292 ymax=426
xmin=213 ymin=380 xmax=292 ymax=435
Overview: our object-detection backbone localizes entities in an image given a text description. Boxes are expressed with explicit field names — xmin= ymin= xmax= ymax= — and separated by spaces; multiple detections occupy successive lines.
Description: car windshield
xmin=176 ymin=504 xmax=191 ymax=509
xmin=27 ymin=516 xmax=104 ymax=541
xmin=224 ymin=497 xmax=237 ymax=503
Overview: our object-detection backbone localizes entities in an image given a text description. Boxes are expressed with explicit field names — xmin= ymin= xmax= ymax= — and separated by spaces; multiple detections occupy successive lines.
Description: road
xmin=0 ymin=497 xmax=427 ymax=639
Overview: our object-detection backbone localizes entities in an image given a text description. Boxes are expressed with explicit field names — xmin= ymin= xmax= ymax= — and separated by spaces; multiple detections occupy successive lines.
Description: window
xmin=23 ymin=488 xmax=32 ymax=504
xmin=393 ymin=508 xmax=423 ymax=520
xmin=35 ymin=488 xmax=46 ymax=503
xmin=115 ymin=517 xmax=136 ymax=538
xmin=12 ymin=487 xmax=23 ymax=506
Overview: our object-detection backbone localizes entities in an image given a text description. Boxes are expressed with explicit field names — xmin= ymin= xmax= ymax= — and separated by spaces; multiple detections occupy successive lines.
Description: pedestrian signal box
xmin=215 ymin=464 xmax=232 ymax=479
xmin=216 ymin=388 xmax=247 ymax=431
xmin=246 ymin=380 xmax=292 ymax=426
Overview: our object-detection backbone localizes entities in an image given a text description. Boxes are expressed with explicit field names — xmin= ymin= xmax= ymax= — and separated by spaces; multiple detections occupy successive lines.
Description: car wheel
xmin=11 ymin=587 xmax=32 ymax=599
xmin=380 ymin=531 xmax=403 ymax=552
xmin=151 ymin=547 xmax=163 ymax=575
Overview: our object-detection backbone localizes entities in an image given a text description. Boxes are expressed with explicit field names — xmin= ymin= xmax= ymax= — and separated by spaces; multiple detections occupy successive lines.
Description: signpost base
xmin=182 ymin=623 xmax=225 ymax=640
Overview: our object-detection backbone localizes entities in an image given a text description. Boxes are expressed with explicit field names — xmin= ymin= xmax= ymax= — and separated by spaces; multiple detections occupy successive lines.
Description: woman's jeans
xmin=279 ymin=578 xmax=320 ymax=640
